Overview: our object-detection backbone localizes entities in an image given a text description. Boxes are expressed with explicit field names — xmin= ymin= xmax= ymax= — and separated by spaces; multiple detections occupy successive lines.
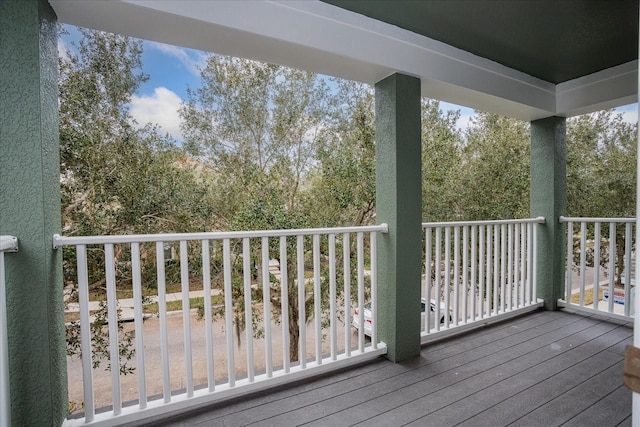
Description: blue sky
xmin=59 ymin=24 xmax=637 ymax=141
xmin=129 ymin=40 xmax=209 ymax=139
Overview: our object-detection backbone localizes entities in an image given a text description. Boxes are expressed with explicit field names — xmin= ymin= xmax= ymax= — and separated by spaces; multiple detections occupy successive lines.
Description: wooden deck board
xmin=343 ymin=317 xmax=626 ymax=426
xmin=146 ymin=309 xmax=633 ymax=427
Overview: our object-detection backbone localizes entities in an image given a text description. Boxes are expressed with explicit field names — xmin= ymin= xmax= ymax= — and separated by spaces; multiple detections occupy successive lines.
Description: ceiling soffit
xmin=49 ymin=0 xmax=638 ymax=120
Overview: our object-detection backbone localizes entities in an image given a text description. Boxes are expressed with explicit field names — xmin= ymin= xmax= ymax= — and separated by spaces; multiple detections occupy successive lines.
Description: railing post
xmin=375 ymin=73 xmax=422 ymax=362
xmin=1 ymin=1 xmax=66 ymax=425
xmin=530 ymin=116 xmax=566 ymax=310
xmin=0 ymin=237 xmax=18 ymax=427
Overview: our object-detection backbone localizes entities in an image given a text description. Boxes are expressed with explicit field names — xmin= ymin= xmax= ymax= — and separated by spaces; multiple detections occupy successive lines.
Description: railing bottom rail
xmin=62 ymin=345 xmax=386 ymax=427
xmin=557 ymin=299 xmax=634 ymax=323
xmin=421 ymin=300 xmax=544 ymax=345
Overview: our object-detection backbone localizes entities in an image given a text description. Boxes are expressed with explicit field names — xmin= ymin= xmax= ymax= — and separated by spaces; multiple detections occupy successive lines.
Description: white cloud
xmin=439 ymin=101 xmax=476 ymax=131
xmin=617 ymin=105 xmax=638 ymax=126
xmin=621 ymin=110 xmax=638 ymax=126
xmin=147 ymin=41 xmax=208 ymax=76
xmin=455 ymin=114 xmax=475 ymax=131
xmin=57 ymin=38 xmax=72 ymax=62
xmin=129 ymin=87 xmax=183 ymax=140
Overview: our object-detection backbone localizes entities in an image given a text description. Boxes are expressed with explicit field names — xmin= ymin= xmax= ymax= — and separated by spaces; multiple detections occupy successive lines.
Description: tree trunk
xmin=288 ymin=301 xmax=300 ymax=362
xmin=287 ymin=257 xmax=300 ymax=362
xmin=616 ymin=234 xmax=625 ymax=287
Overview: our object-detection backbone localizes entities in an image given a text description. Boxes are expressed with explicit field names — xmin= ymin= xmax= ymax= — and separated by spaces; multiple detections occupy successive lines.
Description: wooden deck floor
xmin=146 ymin=309 xmax=633 ymax=427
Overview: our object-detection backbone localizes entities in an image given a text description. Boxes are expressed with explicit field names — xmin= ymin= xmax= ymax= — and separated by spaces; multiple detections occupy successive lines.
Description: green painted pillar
xmin=0 ymin=0 xmax=67 ymax=425
xmin=375 ymin=73 xmax=422 ymax=362
xmin=530 ymin=116 xmax=566 ymax=310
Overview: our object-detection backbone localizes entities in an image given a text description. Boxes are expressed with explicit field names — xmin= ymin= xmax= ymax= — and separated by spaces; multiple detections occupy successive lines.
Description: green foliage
xmin=60 ymin=28 xmax=218 ymax=236
xmin=60 ymin=28 xmax=216 ymax=373
xmin=566 ymin=110 xmax=637 ymax=282
xmin=65 ymin=301 xmax=135 ymax=375
xmin=421 ymin=99 xmax=464 ymax=221
xmin=180 ymin=55 xmax=331 ymax=226
xmin=307 ymin=80 xmax=376 ymax=226
xmin=567 ymin=110 xmax=637 ymax=218
xmin=456 ymin=112 xmax=531 ymax=220
xmin=180 ymin=55 xmax=337 ymax=361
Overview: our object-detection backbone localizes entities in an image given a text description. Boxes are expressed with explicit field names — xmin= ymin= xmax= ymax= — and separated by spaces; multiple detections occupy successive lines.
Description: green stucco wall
xmin=0 ymin=0 xmax=67 ymax=424
xmin=530 ymin=116 xmax=566 ymax=310
xmin=375 ymin=73 xmax=422 ymax=362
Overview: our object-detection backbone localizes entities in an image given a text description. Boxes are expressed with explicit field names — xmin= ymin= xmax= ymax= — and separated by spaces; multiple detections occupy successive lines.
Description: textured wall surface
xmin=375 ymin=73 xmax=422 ymax=362
xmin=0 ymin=0 xmax=66 ymax=424
xmin=530 ymin=116 xmax=567 ymax=310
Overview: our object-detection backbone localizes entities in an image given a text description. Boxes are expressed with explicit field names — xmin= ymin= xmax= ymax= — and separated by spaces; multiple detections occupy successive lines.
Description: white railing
xmin=559 ymin=217 xmax=635 ymax=320
xmin=422 ymin=218 xmax=545 ymax=342
xmin=0 ymin=235 xmax=18 ymax=427
xmin=54 ymin=225 xmax=387 ymax=426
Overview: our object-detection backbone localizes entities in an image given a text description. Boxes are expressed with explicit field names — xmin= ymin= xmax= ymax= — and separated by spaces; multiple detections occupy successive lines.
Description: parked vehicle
xmin=352 ymin=298 xmax=452 ymax=336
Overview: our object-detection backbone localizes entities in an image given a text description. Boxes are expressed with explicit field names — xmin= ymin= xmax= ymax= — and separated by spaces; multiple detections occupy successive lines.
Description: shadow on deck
xmin=141 ymin=309 xmax=632 ymax=427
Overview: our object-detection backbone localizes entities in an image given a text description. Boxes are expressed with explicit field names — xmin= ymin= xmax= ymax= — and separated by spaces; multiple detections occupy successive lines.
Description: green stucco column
xmin=530 ymin=116 xmax=566 ymax=310
xmin=375 ymin=73 xmax=422 ymax=362
xmin=0 ymin=0 xmax=67 ymax=425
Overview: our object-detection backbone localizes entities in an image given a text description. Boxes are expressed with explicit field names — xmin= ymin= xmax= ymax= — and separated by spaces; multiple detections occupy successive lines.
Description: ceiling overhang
xmin=49 ymin=0 xmax=638 ymax=121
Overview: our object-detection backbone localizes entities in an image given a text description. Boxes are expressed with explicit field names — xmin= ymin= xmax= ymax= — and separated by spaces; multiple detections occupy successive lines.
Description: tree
xmin=305 ymin=80 xmax=376 ymax=227
xmin=566 ymin=110 xmax=638 ymax=283
xmin=567 ymin=110 xmax=637 ymax=218
xmin=456 ymin=112 xmax=531 ymax=220
xmin=180 ymin=55 xmax=334 ymax=362
xmin=421 ymin=99 xmax=464 ymax=221
xmin=60 ymin=28 xmax=217 ymax=372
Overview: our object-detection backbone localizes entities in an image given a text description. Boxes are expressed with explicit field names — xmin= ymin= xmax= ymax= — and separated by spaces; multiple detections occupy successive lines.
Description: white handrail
xmin=1 ymin=235 xmax=18 ymax=427
xmin=422 ymin=216 xmax=545 ymax=228
xmin=53 ymin=224 xmax=388 ymax=247
xmin=560 ymin=216 xmax=635 ymax=223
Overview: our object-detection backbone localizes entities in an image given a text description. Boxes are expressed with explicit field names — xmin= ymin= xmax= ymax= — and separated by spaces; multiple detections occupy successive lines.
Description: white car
xmin=352 ymin=298 xmax=452 ymax=336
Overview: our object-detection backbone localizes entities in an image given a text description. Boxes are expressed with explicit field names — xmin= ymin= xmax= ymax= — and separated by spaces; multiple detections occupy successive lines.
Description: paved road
xmin=67 ymin=309 xmax=353 ymax=412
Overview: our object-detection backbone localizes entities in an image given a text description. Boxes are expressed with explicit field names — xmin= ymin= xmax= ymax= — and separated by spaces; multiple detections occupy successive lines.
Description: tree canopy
xmin=59 ymin=28 xmax=217 ymax=372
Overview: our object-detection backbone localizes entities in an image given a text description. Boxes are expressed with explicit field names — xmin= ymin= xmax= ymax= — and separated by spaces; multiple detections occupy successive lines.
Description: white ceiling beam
xmin=556 ymin=61 xmax=638 ymax=118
